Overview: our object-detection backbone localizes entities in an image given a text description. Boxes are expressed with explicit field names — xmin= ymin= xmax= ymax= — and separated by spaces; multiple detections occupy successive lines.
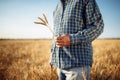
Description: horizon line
xmin=0 ymin=37 xmax=120 ymax=40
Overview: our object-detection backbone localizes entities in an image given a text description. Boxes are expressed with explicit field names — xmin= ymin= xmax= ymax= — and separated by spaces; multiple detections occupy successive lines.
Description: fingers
xmin=55 ymin=38 xmax=63 ymax=43
xmin=55 ymin=36 xmax=61 ymax=41
xmin=54 ymin=34 xmax=70 ymax=47
xmin=56 ymin=43 xmax=63 ymax=47
xmin=55 ymin=36 xmax=63 ymax=47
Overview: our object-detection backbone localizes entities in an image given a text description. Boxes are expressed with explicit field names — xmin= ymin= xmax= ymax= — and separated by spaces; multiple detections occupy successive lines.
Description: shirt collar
xmin=60 ymin=0 xmax=71 ymax=3
xmin=60 ymin=0 xmax=74 ymax=4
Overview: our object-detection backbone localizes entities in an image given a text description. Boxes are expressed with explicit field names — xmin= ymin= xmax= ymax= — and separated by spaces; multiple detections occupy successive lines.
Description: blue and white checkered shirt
xmin=50 ymin=0 xmax=104 ymax=69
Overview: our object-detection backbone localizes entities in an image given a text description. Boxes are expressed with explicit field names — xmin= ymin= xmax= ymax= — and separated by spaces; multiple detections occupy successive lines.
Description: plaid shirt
xmin=50 ymin=0 xmax=104 ymax=69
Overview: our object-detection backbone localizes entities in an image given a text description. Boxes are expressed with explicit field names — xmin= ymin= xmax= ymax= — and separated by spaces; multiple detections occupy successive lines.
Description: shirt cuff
xmin=70 ymin=34 xmax=77 ymax=45
xmin=70 ymin=31 xmax=85 ymax=45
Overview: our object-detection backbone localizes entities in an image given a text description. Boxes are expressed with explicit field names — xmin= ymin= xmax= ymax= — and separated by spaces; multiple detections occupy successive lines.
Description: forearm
xmin=70 ymin=20 xmax=104 ymax=44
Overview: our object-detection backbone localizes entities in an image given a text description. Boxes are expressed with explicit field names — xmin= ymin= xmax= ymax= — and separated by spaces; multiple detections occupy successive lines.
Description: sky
xmin=0 ymin=0 xmax=120 ymax=39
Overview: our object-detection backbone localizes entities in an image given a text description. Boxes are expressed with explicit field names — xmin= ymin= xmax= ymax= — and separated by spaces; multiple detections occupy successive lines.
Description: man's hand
xmin=55 ymin=34 xmax=70 ymax=47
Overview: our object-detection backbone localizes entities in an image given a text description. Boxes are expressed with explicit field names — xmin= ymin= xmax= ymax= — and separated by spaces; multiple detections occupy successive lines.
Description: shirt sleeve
xmin=70 ymin=0 xmax=104 ymax=44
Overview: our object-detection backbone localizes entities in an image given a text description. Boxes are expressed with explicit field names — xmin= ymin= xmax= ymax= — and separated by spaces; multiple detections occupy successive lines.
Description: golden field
xmin=0 ymin=39 xmax=120 ymax=80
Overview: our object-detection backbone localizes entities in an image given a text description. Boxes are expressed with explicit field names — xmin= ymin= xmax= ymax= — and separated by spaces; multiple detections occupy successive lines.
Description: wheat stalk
xmin=81 ymin=70 xmax=86 ymax=80
xmin=34 ymin=14 xmax=54 ymax=35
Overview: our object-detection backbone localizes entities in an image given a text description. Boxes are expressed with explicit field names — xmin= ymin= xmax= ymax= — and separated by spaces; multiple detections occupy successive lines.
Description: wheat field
xmin=0 ymin=39 xmax=120 ymax=80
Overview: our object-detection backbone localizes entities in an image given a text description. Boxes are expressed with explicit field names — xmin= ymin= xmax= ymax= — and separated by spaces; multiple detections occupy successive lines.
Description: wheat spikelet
xmin=34 ymin=22 xmax=46 ymax=25
xmin=38 ymin=17 xmax=46 ymax=24
xmin=43 ymin=13 xmax=48 ymax=24
xmin=34 ymin=14 xmax=48 ymax=26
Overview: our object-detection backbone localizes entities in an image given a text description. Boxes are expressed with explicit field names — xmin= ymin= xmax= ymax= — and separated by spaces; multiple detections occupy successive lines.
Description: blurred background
xmin=0 ymin=0 xmax=120 ymax=80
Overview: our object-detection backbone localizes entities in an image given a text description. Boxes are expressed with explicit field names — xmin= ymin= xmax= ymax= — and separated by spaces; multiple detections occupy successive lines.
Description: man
xmin=50 ymin=0 xmax=104 ymax=80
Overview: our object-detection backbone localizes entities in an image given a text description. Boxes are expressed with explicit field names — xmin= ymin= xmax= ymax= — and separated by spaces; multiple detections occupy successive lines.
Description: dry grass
xmin=0 ymin=39 xmax=120 ymax=80
xmin=91 ymin=39 xmax=120 ymax=80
